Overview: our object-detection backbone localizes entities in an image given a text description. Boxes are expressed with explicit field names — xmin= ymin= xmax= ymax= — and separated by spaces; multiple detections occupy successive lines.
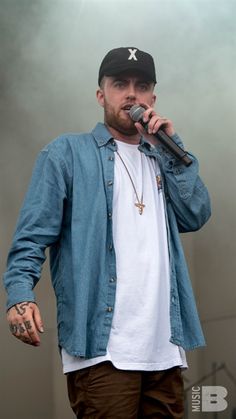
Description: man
xmin=3 ymin=47 xmax=211 ymax=418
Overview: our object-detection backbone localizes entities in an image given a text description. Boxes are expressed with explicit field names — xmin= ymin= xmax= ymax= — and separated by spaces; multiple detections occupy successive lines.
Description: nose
xmin=126 ymin=83 xmax=136 ymax=100
xmin=127 ymin=93 xmax=136 ymax=100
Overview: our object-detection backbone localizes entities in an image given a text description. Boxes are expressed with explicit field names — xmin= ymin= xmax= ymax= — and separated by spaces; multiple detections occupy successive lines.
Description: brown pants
xmin=67 ymin=361 xmax=184 ymax=418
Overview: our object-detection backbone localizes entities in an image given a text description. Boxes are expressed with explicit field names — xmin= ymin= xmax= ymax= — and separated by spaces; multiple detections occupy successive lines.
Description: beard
xmin=103 ymin=99 xmax=138 ymax=136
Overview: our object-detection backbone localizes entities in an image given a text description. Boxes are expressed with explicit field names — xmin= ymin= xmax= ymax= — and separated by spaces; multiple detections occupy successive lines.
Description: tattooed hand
xmin=7 ymin=302 xmax=44 ymax=346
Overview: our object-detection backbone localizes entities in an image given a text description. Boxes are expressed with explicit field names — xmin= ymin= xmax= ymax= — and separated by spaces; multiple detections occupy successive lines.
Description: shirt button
xmin=109 ymin=244 xmax=113 ymax=251
xmin=107 ymin=180 xmax=113 ymax=187
xmin=108 ymin=212 xmax=112 ymax=218
xmin=174 ymin=168 xmax=182 ymax=175
xmin=108 ymin=156 xmax=114 ymax=161
xmin=110 ymin=277 xmax=116 ymax=283
xmin=172 ymin=296 xmax=176 ymax=303
xmin=106 ymin=307 xmax=113 ymax=312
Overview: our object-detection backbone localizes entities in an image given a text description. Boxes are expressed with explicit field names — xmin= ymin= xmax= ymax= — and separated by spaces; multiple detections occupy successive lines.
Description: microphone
xmin=129 ymin=105 xmax=192 ymax=166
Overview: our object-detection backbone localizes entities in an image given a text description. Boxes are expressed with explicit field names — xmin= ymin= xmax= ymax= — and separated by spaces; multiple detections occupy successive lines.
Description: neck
xmin=105 ymin=124 xmax=141 ymax=145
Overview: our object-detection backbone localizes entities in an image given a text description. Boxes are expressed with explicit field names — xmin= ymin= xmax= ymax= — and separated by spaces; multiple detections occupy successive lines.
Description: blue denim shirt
xmin=3 ymin=123 xmax=211 ymax=357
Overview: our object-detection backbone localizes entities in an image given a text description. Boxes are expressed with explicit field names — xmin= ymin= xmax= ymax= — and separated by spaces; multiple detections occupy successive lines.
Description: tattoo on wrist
xmin=14 ymin=302 xmax=30 ymax=316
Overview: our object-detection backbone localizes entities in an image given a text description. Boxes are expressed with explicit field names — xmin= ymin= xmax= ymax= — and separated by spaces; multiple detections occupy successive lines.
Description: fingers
xmin=7 ymin=302 xmax=44 ymax=347
xmin=137 ymin=103 xmax=175 ymax=137
xmin=143 ymin=110 xmax=173 ymax=135
xmin=9 ymin=320 xmax=34 ymax=344
xmin=33 ymin=304 xmax=44 ymax=333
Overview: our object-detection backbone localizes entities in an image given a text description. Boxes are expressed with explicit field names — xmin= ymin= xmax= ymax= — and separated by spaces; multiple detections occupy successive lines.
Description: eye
xmin=138 ymin=83 xmax=149 ymax=91
xmin=113 ymin=80 xmax=126 ymax=88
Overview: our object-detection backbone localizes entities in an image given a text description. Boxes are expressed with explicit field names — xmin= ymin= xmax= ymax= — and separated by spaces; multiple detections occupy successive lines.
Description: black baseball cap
xmin=98 ymin=47 xmax=157 ymax=86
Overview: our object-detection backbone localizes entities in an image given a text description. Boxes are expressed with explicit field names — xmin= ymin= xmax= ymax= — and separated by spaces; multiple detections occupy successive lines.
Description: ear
xmin=96 ymin=88 xmax=105 ymax=108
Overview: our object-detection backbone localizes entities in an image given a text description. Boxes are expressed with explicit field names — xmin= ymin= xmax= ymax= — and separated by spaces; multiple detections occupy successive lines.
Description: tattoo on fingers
xmin=10 ymin=323 xmax=18 ymax=334
xmin=9 ymin=323 xmax=33 ymax=344
xmin=18 ymin=323 xmax=26 ymax=334
xmin=9 ymin=323 xmax=26 ymax=335
xmin=24 ymin=320 xmax=32 ymax=331
xmin=22 ymin=337 xmax=32 ymax=344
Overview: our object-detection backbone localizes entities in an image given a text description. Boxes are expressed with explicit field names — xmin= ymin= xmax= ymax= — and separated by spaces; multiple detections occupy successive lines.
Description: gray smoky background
xmin=0 ymin=1 xmax=236 ymax=418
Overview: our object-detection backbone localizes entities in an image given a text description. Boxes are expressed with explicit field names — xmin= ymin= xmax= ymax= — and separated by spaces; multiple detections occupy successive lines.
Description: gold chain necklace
xmin=115 ymin=149 xmax=145 ymax=215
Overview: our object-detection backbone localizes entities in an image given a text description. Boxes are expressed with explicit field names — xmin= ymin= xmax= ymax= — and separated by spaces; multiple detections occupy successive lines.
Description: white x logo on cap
xmin=128 ymin=48 xmax=138 ymax=61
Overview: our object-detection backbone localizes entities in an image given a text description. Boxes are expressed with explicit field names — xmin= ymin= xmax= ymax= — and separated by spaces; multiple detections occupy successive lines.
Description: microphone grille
xmin=129 ymin=105 xmax=145 ymax=122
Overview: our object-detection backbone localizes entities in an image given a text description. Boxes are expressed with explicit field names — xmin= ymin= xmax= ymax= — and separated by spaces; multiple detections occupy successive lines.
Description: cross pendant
xmin=135 ymin=202 xmax=145 ymax=215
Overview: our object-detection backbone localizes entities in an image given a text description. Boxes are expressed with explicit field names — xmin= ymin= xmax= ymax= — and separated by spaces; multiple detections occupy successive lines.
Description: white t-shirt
xmin=62 ymin=140 xmax=187 ymax=373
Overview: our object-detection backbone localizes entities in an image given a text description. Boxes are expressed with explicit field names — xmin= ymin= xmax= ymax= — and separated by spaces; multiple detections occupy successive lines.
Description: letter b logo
xmin=202 ymin=386 xmax=228 ymax=412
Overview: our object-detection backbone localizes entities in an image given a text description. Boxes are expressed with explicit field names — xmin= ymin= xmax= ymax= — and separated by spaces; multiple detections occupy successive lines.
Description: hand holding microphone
xmin=129 ymin=104 xmax=192 ymax=166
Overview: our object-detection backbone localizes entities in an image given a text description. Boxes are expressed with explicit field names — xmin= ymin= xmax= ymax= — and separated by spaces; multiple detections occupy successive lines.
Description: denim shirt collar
xmin=92 ymin=122 xmax=155 ymax=155
xmin=92 ymin=123 xmax=114 ymax=147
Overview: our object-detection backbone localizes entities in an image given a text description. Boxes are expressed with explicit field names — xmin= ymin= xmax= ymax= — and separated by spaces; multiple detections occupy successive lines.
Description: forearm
xmin=156 ymin=133 xmax=211 ymax=232
xmin=3 ymin=241 xmax=47 ymax=310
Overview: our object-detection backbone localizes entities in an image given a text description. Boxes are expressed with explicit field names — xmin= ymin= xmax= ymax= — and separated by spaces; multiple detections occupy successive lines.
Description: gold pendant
xmin=135 ymin=202 xmax=145 ymax=215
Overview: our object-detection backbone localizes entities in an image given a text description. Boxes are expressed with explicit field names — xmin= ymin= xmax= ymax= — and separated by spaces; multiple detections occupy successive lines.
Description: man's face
xmin=97 ymin=72 xmax=156 ymax=136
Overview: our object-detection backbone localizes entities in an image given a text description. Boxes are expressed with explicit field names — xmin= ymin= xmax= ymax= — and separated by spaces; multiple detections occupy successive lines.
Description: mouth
xmin=121 ymin=104 xmax=135 ymax=114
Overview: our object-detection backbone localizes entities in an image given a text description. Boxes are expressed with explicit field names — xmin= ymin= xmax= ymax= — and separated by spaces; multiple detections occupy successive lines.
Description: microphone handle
xmin=156 ymin=129 xmax=192 ymax=167
xmin=141 ymin=120 xmax=192 ymax=167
